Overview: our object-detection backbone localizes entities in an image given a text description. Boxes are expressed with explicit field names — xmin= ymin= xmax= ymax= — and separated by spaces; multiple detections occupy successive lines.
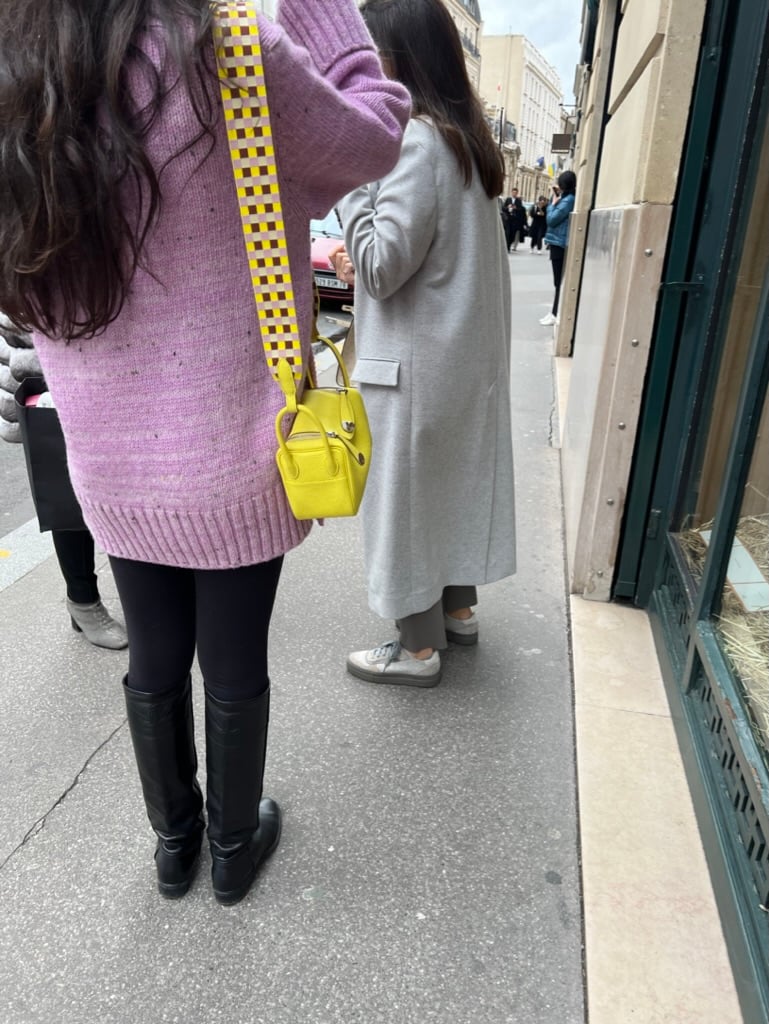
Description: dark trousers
xmin=398 ymin=585 xmax=478 ymax=652
xmin=109 ymin=555 xmax=284 ymax=702
xmin=52 ymin=529 xmax=99 ymax=605
xmin=549 ymin=244 xmax=565 ymax=315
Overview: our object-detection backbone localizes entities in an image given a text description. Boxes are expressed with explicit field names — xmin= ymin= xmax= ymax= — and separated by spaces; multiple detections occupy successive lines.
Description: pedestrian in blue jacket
xmin=540 ymin=171 xmax=577 ymax=326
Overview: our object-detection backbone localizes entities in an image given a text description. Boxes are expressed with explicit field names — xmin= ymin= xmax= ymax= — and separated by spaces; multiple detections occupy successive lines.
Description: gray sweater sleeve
xmin=0 ymin=317 xmax=41 ymax=442
xmin=338 ymin=120 xmax=438 ymax=302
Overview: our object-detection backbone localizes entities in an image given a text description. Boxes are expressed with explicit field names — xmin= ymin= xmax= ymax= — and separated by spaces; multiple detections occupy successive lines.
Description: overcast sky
xmin=479 ymin=0 xmax=584 ymax=101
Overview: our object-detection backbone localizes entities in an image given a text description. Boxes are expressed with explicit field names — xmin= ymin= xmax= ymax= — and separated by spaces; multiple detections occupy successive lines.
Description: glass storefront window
xmin=672 ymin=113 xmax=769 ymax=757
xmin=715 ymin=392 xmax=769 ymax=754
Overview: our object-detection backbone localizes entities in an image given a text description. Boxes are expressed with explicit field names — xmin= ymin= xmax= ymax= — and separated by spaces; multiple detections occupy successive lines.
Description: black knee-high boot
xmin=205 ymin=687 xmax=281 ymax=906
xmin=123 ymin=677 xmax=205 ymax=898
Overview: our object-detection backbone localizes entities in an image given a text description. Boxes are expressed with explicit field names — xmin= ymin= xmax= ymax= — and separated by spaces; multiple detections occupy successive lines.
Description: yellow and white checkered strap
xmin=212 ymin=1 xmax=303 ymax=389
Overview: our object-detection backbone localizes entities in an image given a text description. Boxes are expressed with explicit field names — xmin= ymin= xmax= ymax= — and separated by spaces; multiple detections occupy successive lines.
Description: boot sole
xmin=156 ymin=846 xmax=202 ymax=899
xmin=158 ymin=877 xmax=194 ymax=899
xmin=213 ymin=817 xmax=282 ymax=906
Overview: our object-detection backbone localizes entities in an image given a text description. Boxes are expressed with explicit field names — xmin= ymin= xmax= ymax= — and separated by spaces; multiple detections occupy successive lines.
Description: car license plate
xmin=315 ymin=275 xmax=349 ymax=290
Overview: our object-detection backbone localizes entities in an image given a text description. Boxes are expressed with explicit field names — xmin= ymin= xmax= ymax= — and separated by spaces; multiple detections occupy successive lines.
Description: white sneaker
xmin=346 ymin=640 xmax=441 ymax=687
xmin=539 ymin=313 xmax=558 ymax=326
xmin=443 ymin=611 xmax=479 ymax=646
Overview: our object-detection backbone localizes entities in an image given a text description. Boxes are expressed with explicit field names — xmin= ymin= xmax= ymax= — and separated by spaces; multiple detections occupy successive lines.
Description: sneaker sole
xmin=346 ymin=660 xmax=441 ymax=688
xmin=445 ymin=629 xmax=479 ymax=646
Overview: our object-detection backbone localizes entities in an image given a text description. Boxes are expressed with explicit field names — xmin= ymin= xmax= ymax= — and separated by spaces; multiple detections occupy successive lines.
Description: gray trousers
xmin=398 ymin=586 xmax=477 ymax=652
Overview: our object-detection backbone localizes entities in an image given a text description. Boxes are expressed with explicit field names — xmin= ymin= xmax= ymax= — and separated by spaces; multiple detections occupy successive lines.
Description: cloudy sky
xmin=479 ymin=0 xmax=584 ymax=100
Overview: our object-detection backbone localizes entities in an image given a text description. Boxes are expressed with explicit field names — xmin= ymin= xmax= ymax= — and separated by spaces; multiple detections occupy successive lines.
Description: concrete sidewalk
xmin=0 ymin=252 xmax=740 ymax=1023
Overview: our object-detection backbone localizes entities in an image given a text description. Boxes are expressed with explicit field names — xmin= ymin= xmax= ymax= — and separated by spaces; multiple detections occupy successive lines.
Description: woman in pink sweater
xmin=0 ymin=0 xmax=409 ymax=905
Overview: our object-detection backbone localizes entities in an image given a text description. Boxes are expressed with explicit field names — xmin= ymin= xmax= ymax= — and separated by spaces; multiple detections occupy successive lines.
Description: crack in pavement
xmin=0 ymin=719 xmax=127 ymax=873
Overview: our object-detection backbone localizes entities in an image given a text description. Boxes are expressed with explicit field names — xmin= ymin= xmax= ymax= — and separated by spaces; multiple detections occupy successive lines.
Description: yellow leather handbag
xmin=273 ymin=343 xmax=370 ymax=519
xmin=213 ymin=1 xmax=371 ymax=519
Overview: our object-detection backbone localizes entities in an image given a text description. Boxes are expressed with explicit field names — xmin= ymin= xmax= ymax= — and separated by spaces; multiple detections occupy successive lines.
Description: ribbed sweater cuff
xmin=276 ymin=0 xmax=375 ymax=73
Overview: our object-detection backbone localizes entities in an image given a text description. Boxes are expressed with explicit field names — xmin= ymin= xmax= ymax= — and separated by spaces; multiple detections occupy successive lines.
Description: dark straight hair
xmin=359 ymin=0 xmax=504 ymax=200
xmin=0 ymin=0 xmax=215 ymax=339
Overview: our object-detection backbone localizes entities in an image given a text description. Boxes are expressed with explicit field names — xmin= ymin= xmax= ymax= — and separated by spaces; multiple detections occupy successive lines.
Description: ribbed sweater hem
xmin=81 ymin=486 xmax=312 ymax=570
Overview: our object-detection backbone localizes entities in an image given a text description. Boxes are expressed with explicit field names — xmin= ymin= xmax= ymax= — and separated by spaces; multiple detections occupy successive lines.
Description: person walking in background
xmin=0 ymin=317 xmax=127 ymax=649
xmin=529 ymin=195 xmax=548 ymax=253
xmin=500 ymin=196 xmax=513 ymax=250
xmin=540 ymin=171 xmax=577 ymax=326
xmin=0 ymin=0 xmax=409 ymax=904
xmin=330 ymin=0 xmax=516 ymax=688
xmin=506 ymin=188 xmax=528 ymax=251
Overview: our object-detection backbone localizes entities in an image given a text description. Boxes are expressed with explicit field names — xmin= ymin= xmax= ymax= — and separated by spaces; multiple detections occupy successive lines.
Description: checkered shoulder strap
xmin=212 ymin=1 xmax=303 ymax=392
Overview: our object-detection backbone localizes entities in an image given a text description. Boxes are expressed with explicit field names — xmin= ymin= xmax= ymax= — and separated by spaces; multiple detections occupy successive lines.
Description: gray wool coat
xmin=338 ymin=118 xmax=516 ymax=621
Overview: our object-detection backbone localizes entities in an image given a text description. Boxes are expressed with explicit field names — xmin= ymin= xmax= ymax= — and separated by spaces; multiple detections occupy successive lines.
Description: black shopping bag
xmin=14 ymin=377 xmax=85 ymax=532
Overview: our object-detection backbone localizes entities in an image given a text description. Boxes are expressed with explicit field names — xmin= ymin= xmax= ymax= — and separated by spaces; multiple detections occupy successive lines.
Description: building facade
xmin=442 ymin=0 xmax=482 ymax=89
xmin=559 ymin=0 xmax=769 ymax=1017
xmin=479 ymin=34 xmax=563 ymax=199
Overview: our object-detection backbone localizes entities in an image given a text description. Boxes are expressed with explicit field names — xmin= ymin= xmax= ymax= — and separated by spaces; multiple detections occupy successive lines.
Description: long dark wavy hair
xmin=359 ymin=0 xmax=503 ymax=200
xmin=0 ymin=0 xmax=215 ymax=339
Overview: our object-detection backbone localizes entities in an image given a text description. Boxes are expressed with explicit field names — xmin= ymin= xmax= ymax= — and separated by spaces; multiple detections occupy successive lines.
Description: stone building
xmin=557 ymin=0 xmax=769 ymax=1016
xmin=442 ymin=0 xmax=482 ymax=90
xmin=478 ymin=34 xmax=563 ymax=200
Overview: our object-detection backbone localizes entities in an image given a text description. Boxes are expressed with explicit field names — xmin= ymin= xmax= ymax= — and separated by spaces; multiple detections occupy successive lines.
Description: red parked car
xmin=311 ymin=210 xmax=354 ymax=304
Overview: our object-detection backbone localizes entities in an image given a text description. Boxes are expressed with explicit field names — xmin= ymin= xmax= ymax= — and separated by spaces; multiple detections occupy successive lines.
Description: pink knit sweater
xmin=33 ymin=0 xmax=410 ymax=569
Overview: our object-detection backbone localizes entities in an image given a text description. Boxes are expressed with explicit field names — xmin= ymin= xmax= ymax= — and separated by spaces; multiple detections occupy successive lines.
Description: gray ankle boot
xmin=67 ymin=598 xmax=128 ymax=649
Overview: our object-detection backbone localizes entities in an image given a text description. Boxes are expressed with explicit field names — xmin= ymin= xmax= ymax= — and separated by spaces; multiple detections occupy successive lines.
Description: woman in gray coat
xmin=332 ymin=0 xmax=516 ymax=687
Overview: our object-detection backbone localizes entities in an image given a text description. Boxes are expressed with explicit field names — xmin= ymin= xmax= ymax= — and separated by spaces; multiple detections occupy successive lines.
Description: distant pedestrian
xmin=506 ymin=188 xmax=528 ymax=251
xmin=529 ymin=195 xmax=548 ymax=252
xmin=499 ymin=196 xmax=511 ymax=246
xmin=540 ymin=171 xmax=577 ymax=326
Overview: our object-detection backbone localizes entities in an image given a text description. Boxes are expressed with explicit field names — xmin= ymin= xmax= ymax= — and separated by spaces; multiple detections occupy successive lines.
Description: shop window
xmin=677 ymin=116 xmax=769 ymax=759
xmin=715 ymin=387 xmax=769 ymax=758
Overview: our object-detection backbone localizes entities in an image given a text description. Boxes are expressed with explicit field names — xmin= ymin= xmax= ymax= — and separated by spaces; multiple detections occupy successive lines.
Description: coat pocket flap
xmin=352 ymin=358 xmax=400 ymax=387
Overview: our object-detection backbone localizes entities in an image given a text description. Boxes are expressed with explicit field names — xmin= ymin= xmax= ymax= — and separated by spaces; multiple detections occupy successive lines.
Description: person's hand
xmin=329 ymin=243 xmax=356 ymax=286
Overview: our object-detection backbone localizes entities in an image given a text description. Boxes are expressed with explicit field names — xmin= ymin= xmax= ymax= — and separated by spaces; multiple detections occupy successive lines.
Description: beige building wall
xmin=479 ymin=35 xmax=562 ymax=192
xmin=560 ymin=0 xmax=707 ymax=599
xmin=443 ymin=0 xmax=482 ymax=88
xmin=479 ymin=36 xmax=523 ymax=143
xmin=555 ymin=2 xmax=619 ymax=355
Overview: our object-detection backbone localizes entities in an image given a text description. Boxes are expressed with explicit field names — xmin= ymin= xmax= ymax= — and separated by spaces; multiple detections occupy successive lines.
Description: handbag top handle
xmin=212 ymin=1 xmax=304 ymax=398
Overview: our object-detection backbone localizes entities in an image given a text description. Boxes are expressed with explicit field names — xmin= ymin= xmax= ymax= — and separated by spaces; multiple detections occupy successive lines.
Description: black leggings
xmin=109 ymin=555 xmax=284 ymax=702
xmin=52 ymin=529 xmax=99 ymax=605
xmin=549 ymin=244 xmax=565 ymax=315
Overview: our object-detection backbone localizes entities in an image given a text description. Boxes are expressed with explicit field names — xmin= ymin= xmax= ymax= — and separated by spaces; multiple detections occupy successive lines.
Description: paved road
xmin=0 ymin=440 xmax=35 ymax=534
xmin=0 ymin=248 xmax=582 ymax=1024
